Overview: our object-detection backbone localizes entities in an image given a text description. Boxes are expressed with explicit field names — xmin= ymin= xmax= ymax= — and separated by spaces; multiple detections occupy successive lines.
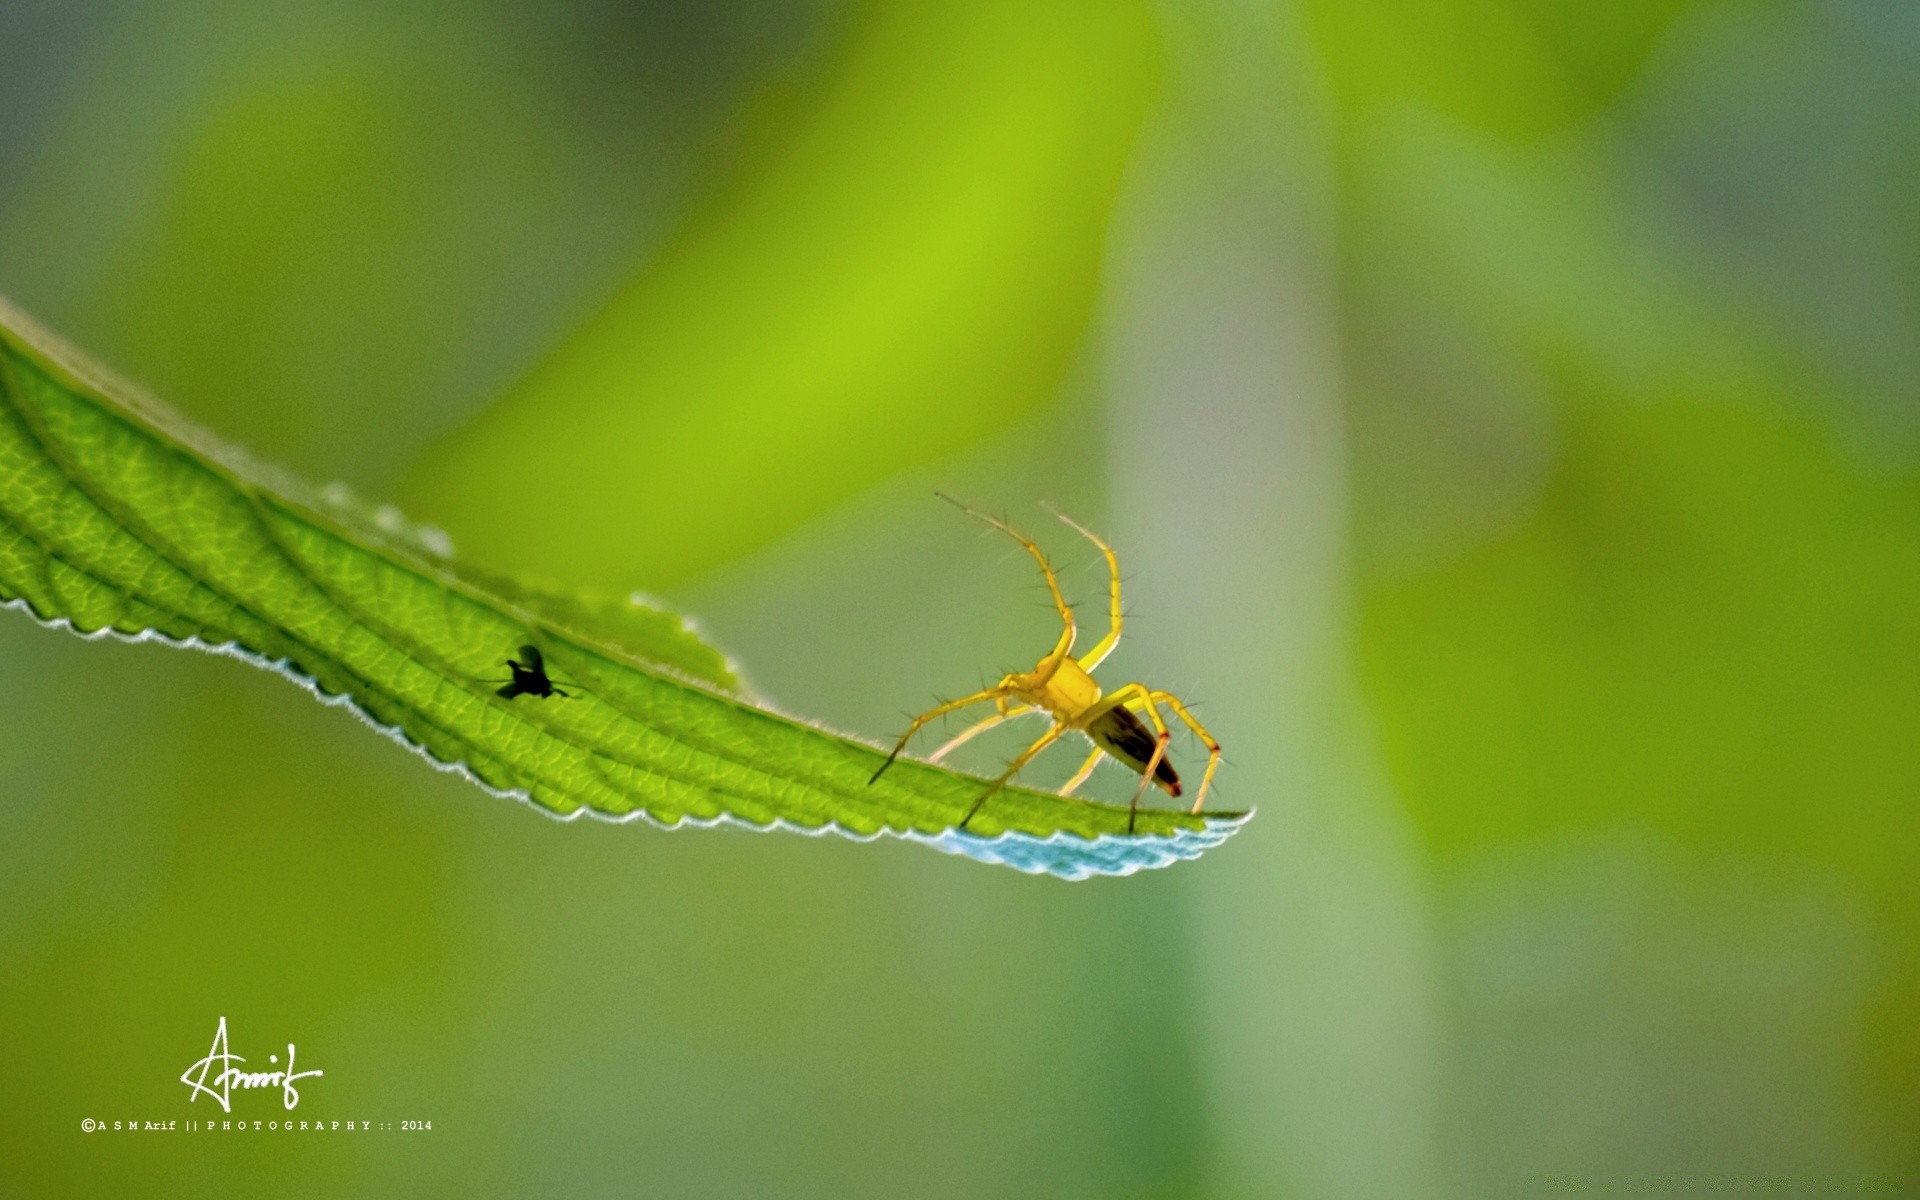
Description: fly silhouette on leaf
xmin=484 ymin=644 xmax=588 ymax=700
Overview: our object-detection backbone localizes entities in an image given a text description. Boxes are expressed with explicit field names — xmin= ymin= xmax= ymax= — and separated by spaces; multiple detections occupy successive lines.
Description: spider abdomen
xmin=1086 ymin=705 xmax=1182 ymax=797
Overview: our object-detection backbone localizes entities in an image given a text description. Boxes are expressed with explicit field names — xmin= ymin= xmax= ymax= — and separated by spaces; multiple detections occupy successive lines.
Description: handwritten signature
xmin=179 ymin=1017 xmax=324 ymax=1112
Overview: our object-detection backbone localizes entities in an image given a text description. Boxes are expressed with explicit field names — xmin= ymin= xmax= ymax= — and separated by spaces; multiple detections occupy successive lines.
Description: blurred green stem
xmin=1104 ymin=3 xmax=1451 ymax=1196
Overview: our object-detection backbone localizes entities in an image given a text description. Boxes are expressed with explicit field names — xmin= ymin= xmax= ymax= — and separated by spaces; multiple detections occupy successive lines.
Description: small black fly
xmin=487 ymin=644 xmax=578 ymax=700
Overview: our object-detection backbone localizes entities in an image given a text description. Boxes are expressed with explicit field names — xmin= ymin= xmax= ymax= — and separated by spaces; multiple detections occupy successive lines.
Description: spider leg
xmin=1129 ymin=731 xmax=1171 ymax=834
xmin=958 ymin=723 xmax=1067 ymax=829
xmin=929 ymin=705 xmax=1035 ymax=763
xmin=937 ymin=494 xmax=1075 ymax=678
xmin=870 ymin=687 xmax=1008 ymax=784
xmin=1047 ymin=507 xmax=1123 ymax=673
xmin=1149 ymin=690 xmax=1222 ymax=814
xmin=1058 ymin=745 xmax=1103 ymax=797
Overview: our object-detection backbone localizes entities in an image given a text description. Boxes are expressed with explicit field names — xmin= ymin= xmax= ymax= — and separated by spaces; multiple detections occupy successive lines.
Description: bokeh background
xmin=2 ymin=1 xmax=1916 ymax=1196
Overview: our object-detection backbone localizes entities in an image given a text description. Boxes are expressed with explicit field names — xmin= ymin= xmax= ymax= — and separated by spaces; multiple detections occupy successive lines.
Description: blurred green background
xmin=2 ymin=0 xmax=1916 ymax=1196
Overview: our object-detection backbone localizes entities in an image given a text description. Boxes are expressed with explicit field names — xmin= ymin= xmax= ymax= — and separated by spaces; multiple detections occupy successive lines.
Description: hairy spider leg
xmin=1058 ymin=746 xmax=1104 ymax=796
xmin=1146 ymin=690 xmax=1222 ymax=813
xmin=958 ymin=723 xmax=1067 ymax=829
xmin=929 ymin=705 xmax=1036 ymax=763
xmin=1046 ymin=507 xmax=1124 ymax=672
xmin=936 ymin=493 xmax=1076 ymax=682
xmin=870 ymin=687 xmax=1009 ymax=784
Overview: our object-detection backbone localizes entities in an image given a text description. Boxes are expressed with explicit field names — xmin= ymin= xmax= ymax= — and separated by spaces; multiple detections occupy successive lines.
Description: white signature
xmin=179 ymin=1017 xmax=324 ymax=1112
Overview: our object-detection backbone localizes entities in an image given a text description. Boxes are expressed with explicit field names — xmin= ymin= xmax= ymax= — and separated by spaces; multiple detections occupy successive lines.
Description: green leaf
xmin=0 ymin=298 xmax=1247 ymax=878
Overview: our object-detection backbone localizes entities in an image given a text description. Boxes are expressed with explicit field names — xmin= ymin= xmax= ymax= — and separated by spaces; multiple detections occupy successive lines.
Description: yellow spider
xmin=870 ymin=494 xmax=1221 ymax=833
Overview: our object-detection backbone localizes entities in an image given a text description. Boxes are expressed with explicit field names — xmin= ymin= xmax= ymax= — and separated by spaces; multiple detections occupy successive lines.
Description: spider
xmin=870 ymin=494 xmax=1221 ymax=834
